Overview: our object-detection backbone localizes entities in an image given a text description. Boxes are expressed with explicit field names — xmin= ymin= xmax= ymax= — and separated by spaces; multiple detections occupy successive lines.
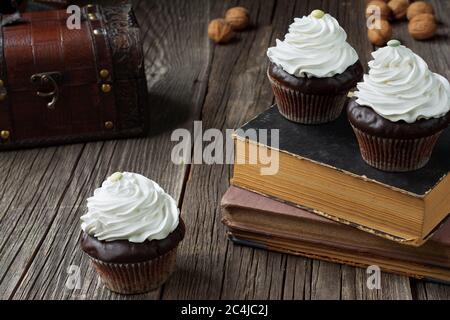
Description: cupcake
xmin=80 ymin=172 xmax=185 ymax=294
xmin=267 ymin=9 xmax=363 ymax=124
xmin=349 ymin=40 xmax=450 ymax=172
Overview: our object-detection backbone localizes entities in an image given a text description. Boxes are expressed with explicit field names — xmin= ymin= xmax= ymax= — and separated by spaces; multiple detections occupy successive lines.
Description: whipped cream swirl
xmin=267 ymin=12 xmax=359 ymax=78
xmin=81 ymin=172 xmax=180 ymax=243
xmin=355 ymin=43 xmax=450 ymax=123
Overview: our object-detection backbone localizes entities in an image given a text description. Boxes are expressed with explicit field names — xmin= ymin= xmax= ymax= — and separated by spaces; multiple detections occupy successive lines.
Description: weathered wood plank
xmin=344 ymin=267 xmax=413 ymax=300
xmin=413 ymin=280 xmax=450 ymax=300
xmin=309 ymin=261 xmax=342 ymax=300
xmin=282 ymin=256 xmax=313 ymax=300
xmin=391 ymin=0 xmax=450 ymax=300
xmin=282 ymin=0 xmax=412 ymax=300
xmin=283 ymin=0 xmax=353 ymax=301
xmin=0 ymin=146 xmax=85 ymax=299
xmin=340 ymin=265 xmax=358 ymax=300
xmin=161 ymin=0 xmax=445 ymax=300
xmin=10 ymin=0 xmax=211 ymax=299
xmin=160 ymin=0 xmax=292 ymax=300
xmin=0 ymin=0 xmax=448 ymax=300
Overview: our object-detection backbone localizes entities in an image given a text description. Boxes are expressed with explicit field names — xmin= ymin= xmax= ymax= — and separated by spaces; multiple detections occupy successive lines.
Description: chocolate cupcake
xmin=349 ymin=40 xmax=450 ymax=172
xmin=80 ymin=172 xmax=185 ymax=294
xmin=267 ymin=10 xmax=363 ymax=124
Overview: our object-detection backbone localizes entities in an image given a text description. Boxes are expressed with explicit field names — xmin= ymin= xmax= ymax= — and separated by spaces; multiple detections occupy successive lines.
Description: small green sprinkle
xmin=311 ymin=9 xmax=325 ymax=19
xmin=387 ymin=39 xmax=401 ymax=47
xmin=110 ymin=172 xmax=123 ymax=182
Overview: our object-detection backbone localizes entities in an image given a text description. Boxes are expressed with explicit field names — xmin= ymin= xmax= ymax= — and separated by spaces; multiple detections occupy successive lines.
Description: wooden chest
xmin=0 ymin=3 xmax=148 ymax=150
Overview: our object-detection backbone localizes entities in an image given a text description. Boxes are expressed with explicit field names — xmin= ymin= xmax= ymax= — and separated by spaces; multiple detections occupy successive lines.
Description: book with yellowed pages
xmin=231 ymin=106 xmax=450 ymax=247
xmin=221 ymin=186 xmax=450 ymax=283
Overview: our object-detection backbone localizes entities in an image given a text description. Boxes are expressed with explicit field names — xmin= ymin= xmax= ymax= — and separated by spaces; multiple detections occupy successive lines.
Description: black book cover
xmin=236 ymin=105 xmax=450 ymax=196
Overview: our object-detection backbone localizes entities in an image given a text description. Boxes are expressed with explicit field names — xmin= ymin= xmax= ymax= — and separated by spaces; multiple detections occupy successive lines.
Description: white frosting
xmin=355 ymin=44 xmax=450 ymax=123
xmin=267 ymin=13 xmax=359 ymax=78
xmin=80 ymin=172 xmax=180 ymax=243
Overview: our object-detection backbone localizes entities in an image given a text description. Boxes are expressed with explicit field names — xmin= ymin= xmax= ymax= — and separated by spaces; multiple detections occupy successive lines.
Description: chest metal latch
xmin=30 ymin=72 xmax=62 ymax=110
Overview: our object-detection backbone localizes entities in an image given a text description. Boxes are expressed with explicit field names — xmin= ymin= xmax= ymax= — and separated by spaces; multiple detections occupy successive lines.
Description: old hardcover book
xmin=231 ymin=106 xmax=450 ymax=246
xmin=222 ymin=186 xmax=450 ymax=282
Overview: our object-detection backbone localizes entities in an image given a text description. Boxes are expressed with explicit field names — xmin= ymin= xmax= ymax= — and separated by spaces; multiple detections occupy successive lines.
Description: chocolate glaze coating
xmin=80 ymin=219 xmax=185 ymax=263
xmin=267 ymin=61 xmax=364 ymax=94
xmin=347 ymin=100 xmax=450 ymax=139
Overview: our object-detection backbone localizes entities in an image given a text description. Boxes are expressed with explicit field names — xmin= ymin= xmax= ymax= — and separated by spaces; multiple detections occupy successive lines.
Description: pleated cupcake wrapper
xmin=351 ymin=125 xmax=443 ymax=172
xmin=268 ymin=75 xmax=348 ymax=124
xmin=89 ymin=249 xmax=178 ymax=295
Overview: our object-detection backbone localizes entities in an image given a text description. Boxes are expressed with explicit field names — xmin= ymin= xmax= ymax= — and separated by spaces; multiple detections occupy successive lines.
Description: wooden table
xmin=1 ymin=0 xmax=449 ymax=300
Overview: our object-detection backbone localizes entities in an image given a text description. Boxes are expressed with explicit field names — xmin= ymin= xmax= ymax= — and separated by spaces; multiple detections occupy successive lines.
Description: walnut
xmin=408 ymin=13 xmax=437 ymax=40
xmin=208 ymin=19 xmax=234 ymax=44
xmin=407 ymin=1 xmax=434 ymax=20
xmin=225 ymin=7 xmax=250 ymax=30
xmin=365 ymin=0 xmax=392 ymax=19
xmin=367 ymin=19 xmax=393 ymax=46
xmin=388 ymin=0 xmax=409 ymax=20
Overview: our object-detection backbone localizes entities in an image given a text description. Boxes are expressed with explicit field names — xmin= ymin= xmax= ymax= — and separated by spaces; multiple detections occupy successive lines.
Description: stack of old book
xmin=222 ymin=106 xmax=450 ymax=282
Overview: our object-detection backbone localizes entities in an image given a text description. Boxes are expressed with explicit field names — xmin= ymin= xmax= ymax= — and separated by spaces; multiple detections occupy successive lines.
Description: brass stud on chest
xmin=101 ymin=84 xmax=112 ymax=93
xmin=0 ymin=130 xmax=10 ymax=140
xmin=100 ymin=69 xmax=110 ymax=79
xmin=88 ymin=13 xmax=98 ymax=21
xmin=104 ymin=121 xmax=114 ymax=130
xmin=93 ymin=29 xmax=105 ymax=36
xmin=0 ymin=80 xmax=6 ymax=101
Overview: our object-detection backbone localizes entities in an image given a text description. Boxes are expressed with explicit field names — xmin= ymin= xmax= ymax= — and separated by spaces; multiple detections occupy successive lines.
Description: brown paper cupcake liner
xmin=89 ymin=249 xmax=178 ymax=295
xmin=351 ymin=125 xmax=443 ymax=172
xmin=268 ymin=76 xmax=348 ymax=124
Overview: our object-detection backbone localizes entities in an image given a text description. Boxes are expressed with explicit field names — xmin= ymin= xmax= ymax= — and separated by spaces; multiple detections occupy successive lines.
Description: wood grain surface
xmin=0 ymin=0 xmax=448 ymax=300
